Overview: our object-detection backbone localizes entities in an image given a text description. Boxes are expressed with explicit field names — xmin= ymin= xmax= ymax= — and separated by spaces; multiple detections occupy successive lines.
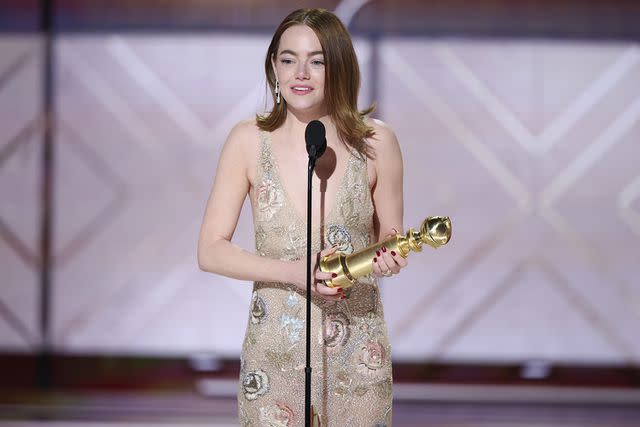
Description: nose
xmin=296 ymin=62 xmax=310 ymax=79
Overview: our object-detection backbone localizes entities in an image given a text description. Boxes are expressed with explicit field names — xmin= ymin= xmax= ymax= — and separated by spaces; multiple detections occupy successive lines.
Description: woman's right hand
xmin=291 ymin=246 xmax=345 ymax=302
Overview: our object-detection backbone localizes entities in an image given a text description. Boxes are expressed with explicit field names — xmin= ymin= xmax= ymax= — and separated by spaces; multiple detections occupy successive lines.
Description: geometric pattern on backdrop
xmin=0 ymin=34 xmax=638 ymax=362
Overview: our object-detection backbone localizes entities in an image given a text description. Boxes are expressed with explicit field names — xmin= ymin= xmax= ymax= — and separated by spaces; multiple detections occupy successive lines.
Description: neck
xmin=287 ymin=103 xmax=328 ymax=125
xmin=282 ymin=109 xmax=336 ymax=144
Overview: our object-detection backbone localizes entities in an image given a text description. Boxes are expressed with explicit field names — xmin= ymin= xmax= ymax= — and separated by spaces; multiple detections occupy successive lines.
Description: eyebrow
xmin=279 ymin=49 xmax=324 ymax=56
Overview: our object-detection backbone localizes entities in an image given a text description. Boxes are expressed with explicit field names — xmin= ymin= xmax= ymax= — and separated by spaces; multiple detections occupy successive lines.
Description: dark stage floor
xmin=2 ymin=381 xmax=640 ymax=427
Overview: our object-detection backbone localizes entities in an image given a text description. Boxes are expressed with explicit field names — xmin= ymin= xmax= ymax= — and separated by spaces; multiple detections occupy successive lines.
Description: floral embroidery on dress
xmin=284 ymin=223 xmax=304 ymax=260
xmin=324 ymin=312 xmax=350 ymax=348
xmin=255 ymin=225 xmax=267 ymax=257
xmin=353 ymin=384 xmax=369 ymax=396
xmin=358 ymin=312 xmax=383 ymax=337
xmin=257 ymin=175 xmax=284 ymax=222
xmin=333 ymin=369 xmax=372 ymax=399
xmin=265 ymin=349 xmax=294 ymax=372
xmin=334 ymin=369 xmax=353 ymax=396
xmin=285 ymin=290 xmax=299 ymax=308
xmin=374 ymin=378 xmax=393 ymax=399
xmin=280 ymin=314 xmax=304 ymax=344
xmin=356 ymin=340 xmax=386 ymax=377
xmin=250 ymin=291 xmax=267 ymax=324
xmin=326 ymin=224 xmax=354 ymax=254
xmin=338 ymin=194 xmax=360 ymax=228
xmin=259 ymin=402 xmax=295 ymax=426
xmin=242 ymin=369 xmax=269 ymax=401
xmin=241 ymin=131 xmax=391 ymax=423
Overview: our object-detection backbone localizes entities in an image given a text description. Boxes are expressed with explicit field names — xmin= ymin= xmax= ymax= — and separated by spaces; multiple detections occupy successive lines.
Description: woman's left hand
xmin=371 ymin=229 xmax=408 ymax=278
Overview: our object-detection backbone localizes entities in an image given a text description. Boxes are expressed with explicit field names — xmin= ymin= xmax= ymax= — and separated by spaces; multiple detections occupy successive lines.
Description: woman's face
xmin=273 ymin=25 xmax=326 ymax=115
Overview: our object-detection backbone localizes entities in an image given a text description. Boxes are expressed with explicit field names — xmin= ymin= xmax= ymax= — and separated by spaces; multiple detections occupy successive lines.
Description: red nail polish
xmin=373 ymin=257 xmax=377 ymax=262
xmin=382 ymin=246 xmax=387 ymax=253
xmin=376 ymin=250 xmax=381 ymax=257
xmin=391 ymin=251 xmax=396 ymax=256
xmin=336 ymin=287 xmax=343 ymax=292
xmin=341 ymin=295 xmax=346 ymax=300
xmin=332 ymin=273 xmax=338 ymax=278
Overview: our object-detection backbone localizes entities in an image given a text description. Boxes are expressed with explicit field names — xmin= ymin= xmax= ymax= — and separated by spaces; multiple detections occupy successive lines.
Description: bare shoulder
xmin=217 ymin=118 xmax=262 ymax=184
xmin=225 ymin=118 xmax=261 ymax=152
xmin=368 ymin=118 xmax=395 ymax=139
xmin=365 ymin=118 xmax=401 ymax=158
xmin=364 ymin=118 xmax=402 ymax=188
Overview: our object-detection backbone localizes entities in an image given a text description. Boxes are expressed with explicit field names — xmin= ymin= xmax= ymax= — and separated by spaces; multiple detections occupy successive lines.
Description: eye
xmin=280 ymin=58 xmax=295 ymax=65
xmin=311 ymin=59 xmax=325 ymax=66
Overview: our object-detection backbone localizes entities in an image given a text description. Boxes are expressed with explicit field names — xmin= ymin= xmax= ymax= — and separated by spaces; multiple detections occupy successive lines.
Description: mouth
xmin=291 ymin=86 xmax=314 ymax=95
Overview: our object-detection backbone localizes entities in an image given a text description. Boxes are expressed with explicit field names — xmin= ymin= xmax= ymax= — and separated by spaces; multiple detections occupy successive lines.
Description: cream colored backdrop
xmin=1 ymin=34 xmax=639 ymax=362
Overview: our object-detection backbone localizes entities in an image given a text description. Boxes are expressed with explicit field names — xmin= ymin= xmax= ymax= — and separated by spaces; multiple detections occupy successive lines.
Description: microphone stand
xmin=305 ymin=151 xmax=318 ymax=427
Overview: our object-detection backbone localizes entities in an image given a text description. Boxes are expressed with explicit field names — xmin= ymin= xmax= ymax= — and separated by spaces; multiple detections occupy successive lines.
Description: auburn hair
xmin=256 ymin=8 xmax=375 ymax=156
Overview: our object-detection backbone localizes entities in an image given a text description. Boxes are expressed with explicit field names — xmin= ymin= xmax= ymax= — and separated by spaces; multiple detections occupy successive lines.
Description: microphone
xmin=302 ymin=119 xmax=327 ymax=424
xmin=305 ymin=120 xmax=327 ymax=161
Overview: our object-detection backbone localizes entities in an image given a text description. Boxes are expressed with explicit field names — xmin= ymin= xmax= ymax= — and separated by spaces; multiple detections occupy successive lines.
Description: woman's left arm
xmin=369 ymin=120 xmax=407 ymax=277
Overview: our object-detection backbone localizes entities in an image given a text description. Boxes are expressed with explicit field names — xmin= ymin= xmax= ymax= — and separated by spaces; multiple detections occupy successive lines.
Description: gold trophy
xmin=320 ymin=216 xmax=452 ymax=288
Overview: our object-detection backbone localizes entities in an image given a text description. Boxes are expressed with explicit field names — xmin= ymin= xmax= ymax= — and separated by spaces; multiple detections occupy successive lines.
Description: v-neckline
xmin=263 ymin=131 xmax=353 ymax=233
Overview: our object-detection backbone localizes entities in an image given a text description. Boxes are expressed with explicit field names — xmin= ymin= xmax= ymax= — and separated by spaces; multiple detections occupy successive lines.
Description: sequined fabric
xmin=238 ymin=131 xmax=393 ymax=426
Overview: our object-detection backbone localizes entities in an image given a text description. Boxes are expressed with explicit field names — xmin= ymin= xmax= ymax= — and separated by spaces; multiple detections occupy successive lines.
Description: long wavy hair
xmin=256 ymin=8 xmax=375 ymax=156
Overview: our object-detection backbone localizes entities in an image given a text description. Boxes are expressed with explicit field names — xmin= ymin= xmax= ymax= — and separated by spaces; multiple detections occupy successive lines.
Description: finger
xmin=385 ymin=227 xmax=399 ymax=238
xmin=314 ymin=272 xmax=339 ymax=289
xmin=390 ymin=249 xmax=408 ymax=268
xmin=376 ymin=247 xmax=393 ymax=274
xmin=315 ymin=270 xmax=336 ymax=284
xmin=380 ymin=246 xmax=400 ymax=274
xmin=320 ymin=246 xmax=338 ymax=257
xmin=315 ymin=280 xmax=343 ymax=296
xmin=372 ymin=255 xmax=384 ymax=277
xmin=310 ymin=289 xmax=341 ymax=302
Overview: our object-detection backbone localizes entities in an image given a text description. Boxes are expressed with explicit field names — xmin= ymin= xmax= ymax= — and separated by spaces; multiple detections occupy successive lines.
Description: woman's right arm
xmin=197 ymin=121 xmax=295 ymax=283
xmin=197 ymin=122 xmax=341 ymax=300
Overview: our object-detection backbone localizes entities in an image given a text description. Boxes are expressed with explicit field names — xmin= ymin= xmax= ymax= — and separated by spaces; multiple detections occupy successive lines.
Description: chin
xmin=285 ymin=99 xmax=325 ymax=114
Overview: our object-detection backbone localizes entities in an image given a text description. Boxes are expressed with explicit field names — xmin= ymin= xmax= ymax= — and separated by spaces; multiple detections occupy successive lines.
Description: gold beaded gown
xmin=238 ymin=131 xmax=393 ymax=426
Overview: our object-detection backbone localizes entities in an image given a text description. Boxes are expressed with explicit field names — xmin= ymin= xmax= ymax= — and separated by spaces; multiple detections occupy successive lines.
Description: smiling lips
xmin=291 ymin=85 xmax=314 ymax=95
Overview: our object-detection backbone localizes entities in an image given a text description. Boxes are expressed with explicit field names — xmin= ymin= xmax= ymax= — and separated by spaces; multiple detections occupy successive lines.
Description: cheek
xmin=276 ymin=67 xmax=289 ymax=80
xmin=315 ymin=72 xmax=326 ymax=90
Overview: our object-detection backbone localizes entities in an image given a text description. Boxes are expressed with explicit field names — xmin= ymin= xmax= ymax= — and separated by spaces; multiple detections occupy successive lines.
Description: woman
xmin=198 ymin=8 xmax=406 ymax=426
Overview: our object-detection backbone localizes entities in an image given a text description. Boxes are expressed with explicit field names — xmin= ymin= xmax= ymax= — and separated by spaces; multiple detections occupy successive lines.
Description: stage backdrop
xmin=1 ymin=32 xmax=639 ymax=363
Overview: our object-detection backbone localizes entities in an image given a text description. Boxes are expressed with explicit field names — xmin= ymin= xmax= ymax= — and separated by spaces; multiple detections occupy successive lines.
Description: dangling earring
xmin=275 ymin=79 xmax=281 ymax=105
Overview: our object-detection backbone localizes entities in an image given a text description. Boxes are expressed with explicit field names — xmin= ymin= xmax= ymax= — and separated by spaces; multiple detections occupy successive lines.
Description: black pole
xmin=37 ymin=0 xmax=55 ymax=389
xmin=304 ymin=156 xmax=317 ymax=426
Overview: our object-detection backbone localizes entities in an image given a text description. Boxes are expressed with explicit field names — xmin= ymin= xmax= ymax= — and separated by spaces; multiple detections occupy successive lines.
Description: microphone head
xmin=305 ymin=120 xmax=327 ymax=159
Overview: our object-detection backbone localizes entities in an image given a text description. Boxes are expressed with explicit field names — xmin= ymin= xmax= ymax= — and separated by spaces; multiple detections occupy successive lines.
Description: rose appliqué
xmin=326 ymin=224 xmax=354 ymax=254
xmin=356 ymin=340 xmax=386 ymax=376
xmin=324 ymin=312 xmax=350 ymax=348
xmin=259 ymin=402 xmax=295 ymax=426
xmin=257 ymin=177 xmax=284 ymax=222
xmin=242 ymin=369 xmax=269 ymax=400
xmin=250 ymin=291 xmax=267 ymax=324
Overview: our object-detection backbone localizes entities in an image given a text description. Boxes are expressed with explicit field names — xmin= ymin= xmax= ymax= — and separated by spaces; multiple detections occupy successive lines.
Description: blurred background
xmin=1 ymin=0 xmax=639 ymax=426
